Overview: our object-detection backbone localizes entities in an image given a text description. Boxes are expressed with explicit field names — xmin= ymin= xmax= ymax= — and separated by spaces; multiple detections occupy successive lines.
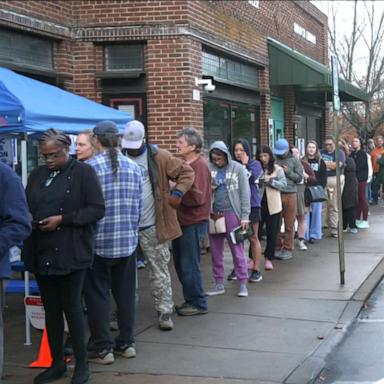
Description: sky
xmin=311 ymin=0 xmax=384 ymax=78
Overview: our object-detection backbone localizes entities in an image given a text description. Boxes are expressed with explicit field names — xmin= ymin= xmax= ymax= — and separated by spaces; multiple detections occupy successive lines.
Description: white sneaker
xmin=237 ymin=284 xmax=248 ymax=297
xmin=297 ymin=240 xmax=307 ymax=251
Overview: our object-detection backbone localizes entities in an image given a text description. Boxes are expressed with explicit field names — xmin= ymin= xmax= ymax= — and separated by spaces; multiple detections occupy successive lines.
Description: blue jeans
xmin=172 ymin=222 xmax=208 ymax=310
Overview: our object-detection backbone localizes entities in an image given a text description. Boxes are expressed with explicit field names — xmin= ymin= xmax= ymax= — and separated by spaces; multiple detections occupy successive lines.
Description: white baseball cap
xmin=121 ymin=120 xmax=145 ymax=149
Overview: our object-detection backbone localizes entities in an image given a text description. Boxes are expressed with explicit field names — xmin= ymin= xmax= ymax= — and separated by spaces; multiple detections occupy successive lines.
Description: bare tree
xmin=328 ymin=0 xmax=384 ymax=139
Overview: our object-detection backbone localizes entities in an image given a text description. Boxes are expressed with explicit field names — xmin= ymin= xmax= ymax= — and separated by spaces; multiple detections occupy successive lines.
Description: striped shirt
xmin=87 ymin=151 xmax=142 ymax=258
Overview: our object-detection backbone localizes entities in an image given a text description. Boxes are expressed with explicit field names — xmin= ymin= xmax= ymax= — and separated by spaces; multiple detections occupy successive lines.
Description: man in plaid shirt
xmin=84 ymin=121 xmax=142 ymax=365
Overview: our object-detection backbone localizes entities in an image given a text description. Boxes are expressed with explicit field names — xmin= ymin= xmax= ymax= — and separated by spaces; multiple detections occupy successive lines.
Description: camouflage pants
xmin=139 ymin=226 xmax=174 ymax=314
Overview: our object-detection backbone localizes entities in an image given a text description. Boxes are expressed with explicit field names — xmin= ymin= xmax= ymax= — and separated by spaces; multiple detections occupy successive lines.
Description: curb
xmin=284 ymin=256 xmax=384 ymax=384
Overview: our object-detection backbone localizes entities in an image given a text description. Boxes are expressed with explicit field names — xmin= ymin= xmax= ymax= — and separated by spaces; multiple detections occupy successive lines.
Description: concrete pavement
xmin=4 ymin=206 xmax=384 ymax=384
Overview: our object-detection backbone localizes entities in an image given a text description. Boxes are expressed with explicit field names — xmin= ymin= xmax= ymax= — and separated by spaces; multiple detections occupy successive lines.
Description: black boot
xmin=71 ymin=363 xmax=90 ymax=384
xmin=33 ymin=360 xmax=67 ymax=384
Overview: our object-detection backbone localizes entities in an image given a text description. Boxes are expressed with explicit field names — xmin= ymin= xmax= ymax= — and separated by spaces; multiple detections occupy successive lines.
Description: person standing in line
xmin=173 ymin=128 xmax=211 ymax=316
xmin=206 ymin=141 xmax=251 ymax=297
xmin=122 ymin=120 xmax=194 ymax=330
xmin=291 ymin=147 xmax=316 ymax=251
xmin=320 ymin=136 xmax=346 ymax=238
xmin=76 ymin=130 xmax=97 ymax=161
xmin=273 ymin=139 xmax=304 ymax=260
xmin=84 ymin=121 xmax=142 ymax=365
xmin=350 ymin=137 xmax=369 ymax=228
xmin=370 ymin=135 xmax=384 ymax=205
xmin=24 ymin=129 xmax=105 ymax=384
xmin=0 ymin=163 xmax=31 ymax=381
xmin=303 ymin=140 xmax=327 ymax=244
xmin=257 ymin=145 xmax=287 ymax=271
xmin=366 ymin=138 xmax=374 ymax=205
xmin=230 ymin=138 xmax=263 ymax=283
xmin=340 ymin=141 xmax=359 ymax=233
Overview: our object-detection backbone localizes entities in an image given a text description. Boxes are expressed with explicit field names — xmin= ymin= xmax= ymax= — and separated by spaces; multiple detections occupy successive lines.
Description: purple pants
xmin=208 ymin=211 xmax=248 ymax=284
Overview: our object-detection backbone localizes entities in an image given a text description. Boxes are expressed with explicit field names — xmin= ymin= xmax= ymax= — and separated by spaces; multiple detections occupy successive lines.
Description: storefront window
xmin=203 ymin=99 xmax=259 ymax=154
xmin=202 ymin=51 xmax=259 ymax=89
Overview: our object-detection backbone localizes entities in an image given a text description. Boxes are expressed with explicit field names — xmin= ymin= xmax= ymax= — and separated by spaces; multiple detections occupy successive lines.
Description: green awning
xmin=267 ymin=38 xmax=368 ymax=102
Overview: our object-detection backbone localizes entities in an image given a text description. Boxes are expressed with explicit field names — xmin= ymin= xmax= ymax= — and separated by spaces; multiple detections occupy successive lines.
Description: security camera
xmin=204 ymin=82 xmax=216 ymax=93
xmin=195 ymin=77 xmax=216 ymax=93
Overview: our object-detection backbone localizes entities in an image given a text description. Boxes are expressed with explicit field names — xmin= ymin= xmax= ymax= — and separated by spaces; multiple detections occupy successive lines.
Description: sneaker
xmin=237 ymin=284 xmax=248 ymax=297
xmin=264 ymin=259 xmax=274 ymax=270
xmin=227 ymin=269 xmax=237 ymax=281
xmin=136 ymin=259 xmax=146 ymax=269
xmin=349 ymin=228 xmax=358 ymax=234
xmin=206 ymin=284 xmax=225 ymax=296
xmin=274 ymin=249 xmax=282 ymax=258
xmin=248 ymin=270 xmax=263 ymax=283
xmin=158 ymin=313 xmax=174 ymax=331
xmin=33 ymin=361 xmax=67 ymax=384
xmin=297 ymin=240 xmax=307 ymax=251
xmin=330 ymin=232 xmax=338 ymax=238
xmin=343 ymin=228 xmax=348 ymax=233
xmin=275 ymin=249 xmax=293 ymax=260
xmin=88 ymin=349 xmax=114 ymax=365
xmin=356 ymin=220 xmax=369 ymax=229
xmin=114 ymin=343 xmax=136 ymax=359
xmin=308 ymin=237 xmax=315 ymax=244
xmin=175 ymin=303 xmax=208 ymax=316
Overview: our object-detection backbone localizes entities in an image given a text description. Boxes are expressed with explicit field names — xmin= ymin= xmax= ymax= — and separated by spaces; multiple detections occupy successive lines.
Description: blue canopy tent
xmin=0 ymin=67 xmax=132 ymax=345
xmin=0 ymin=67 xmax=131 ymax=133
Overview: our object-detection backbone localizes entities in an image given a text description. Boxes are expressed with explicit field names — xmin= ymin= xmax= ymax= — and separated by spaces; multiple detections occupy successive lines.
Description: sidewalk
xmin=4 ymin=206 xmax=384 ymax=384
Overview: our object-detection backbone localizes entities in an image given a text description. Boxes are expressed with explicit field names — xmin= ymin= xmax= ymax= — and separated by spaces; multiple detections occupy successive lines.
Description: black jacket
xmin=350 ymin=149 xmax=368 ymax=182
xmin=342 ymin=157 xmax=358 ymax=209
xmin=23 ymin=159 xmax=105 ymax=275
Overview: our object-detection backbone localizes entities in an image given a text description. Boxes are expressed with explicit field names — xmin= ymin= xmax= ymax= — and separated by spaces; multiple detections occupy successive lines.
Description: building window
xmin=104 ymin=44 xmax=144 ymax=71
xmin=0 ymin=29 xmax=53 ymax=70
xmin=202 ymin=51 xmax=259 ymax=89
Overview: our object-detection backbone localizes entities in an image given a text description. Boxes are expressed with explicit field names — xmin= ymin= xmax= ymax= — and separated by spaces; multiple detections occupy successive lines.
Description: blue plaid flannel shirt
xmin=87 ymin=152 xmax=142 ymax=258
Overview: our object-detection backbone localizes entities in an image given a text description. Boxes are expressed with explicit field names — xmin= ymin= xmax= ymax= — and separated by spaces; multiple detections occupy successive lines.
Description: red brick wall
xmin=72 ymin=0 xmax=189 ymax=26
xmin=146 ymin=37 xmax=203 ymax=149
xmin=0 ymin=0 xmax=328 ymax=148
xmin=0 ymin=0 xmax=73 ymax=23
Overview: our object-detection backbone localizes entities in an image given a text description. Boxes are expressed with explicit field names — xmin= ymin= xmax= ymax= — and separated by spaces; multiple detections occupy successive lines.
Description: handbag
xmin=305 ymin=185 xmax=327 ymax=204
xmin=209 ymin=213 xmax=226 ymax=234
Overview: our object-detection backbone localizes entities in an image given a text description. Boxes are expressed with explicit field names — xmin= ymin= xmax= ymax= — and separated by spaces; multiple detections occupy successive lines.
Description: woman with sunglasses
xmin=23 ymin=129 xmax=105 ymax=384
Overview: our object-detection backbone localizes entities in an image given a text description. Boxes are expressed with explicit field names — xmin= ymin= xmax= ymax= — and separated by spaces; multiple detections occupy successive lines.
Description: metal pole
xmin=334 ymin=112 xmax=345 ymax=285
xmin=21 ymin=136 xmax=32 ymax=345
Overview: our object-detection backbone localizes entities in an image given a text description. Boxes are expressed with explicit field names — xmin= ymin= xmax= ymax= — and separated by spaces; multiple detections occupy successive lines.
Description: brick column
xmin=259 ymin=67 xmax=270 ymax=145
xmin=283 ymin=86 xmax=295 ymax=144
xmin=145 ymin=37 xmax=203 ymax=151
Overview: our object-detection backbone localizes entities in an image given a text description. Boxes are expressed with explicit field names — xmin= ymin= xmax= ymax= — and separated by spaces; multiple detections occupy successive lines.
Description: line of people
xmin=9 ymin=122 xmax=384 ymax=384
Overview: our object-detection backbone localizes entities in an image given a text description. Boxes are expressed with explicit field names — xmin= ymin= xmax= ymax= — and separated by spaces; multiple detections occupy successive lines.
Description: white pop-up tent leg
xmin=21 ymin=137 xmax=31 ymax=346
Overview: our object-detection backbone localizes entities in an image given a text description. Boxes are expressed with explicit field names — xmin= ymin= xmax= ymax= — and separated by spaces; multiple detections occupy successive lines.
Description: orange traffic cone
xmin=29 ymin=328 xmax=52 ymax=368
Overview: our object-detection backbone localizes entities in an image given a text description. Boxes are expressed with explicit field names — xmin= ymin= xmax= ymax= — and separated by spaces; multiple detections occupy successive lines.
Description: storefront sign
xmin=0 ymin=137 xmax=16 ymax=165
xmin=294 ymin=23 xmax=316 ymax=44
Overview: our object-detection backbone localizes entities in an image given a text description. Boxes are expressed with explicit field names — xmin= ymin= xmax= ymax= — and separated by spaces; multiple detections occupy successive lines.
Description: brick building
xmin=0 ymin=0 xmax=366 ymax=156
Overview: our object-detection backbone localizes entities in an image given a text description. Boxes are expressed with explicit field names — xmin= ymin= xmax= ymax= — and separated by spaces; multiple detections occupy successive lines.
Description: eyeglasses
xmin=41 ymin=150 xmax=65 ymax=160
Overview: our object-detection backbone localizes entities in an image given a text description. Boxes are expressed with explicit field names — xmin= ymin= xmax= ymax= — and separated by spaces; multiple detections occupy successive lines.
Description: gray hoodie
xmin=275 ymin=152 xmax=304 ymax=193
xmin=209 ymin=141 xmax=251 ymax=221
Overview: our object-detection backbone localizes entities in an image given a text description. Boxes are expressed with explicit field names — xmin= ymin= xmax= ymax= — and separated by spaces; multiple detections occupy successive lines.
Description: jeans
xmin=36 ymin=270 xmax=87 ymax=365
xmin=305 ymin=202 xmax=323 ymax=240
xmin=371 ymin=173 xmax=381 ymax=203
xmin=84 ymin=255 xmax=136 ymax=351
xmin=172 ymin=222 xmax=208 ymax=310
